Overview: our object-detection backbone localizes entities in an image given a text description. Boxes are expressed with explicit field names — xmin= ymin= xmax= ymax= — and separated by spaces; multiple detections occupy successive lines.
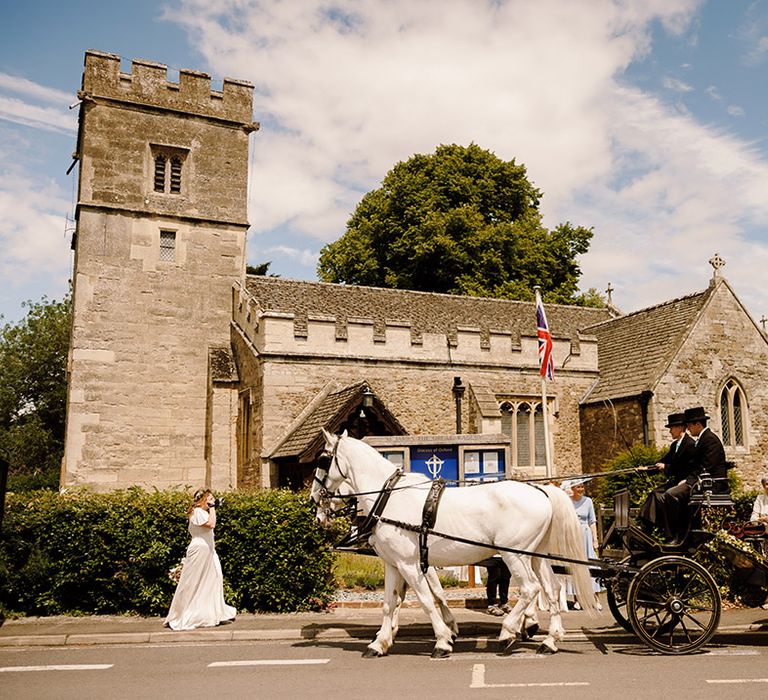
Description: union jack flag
xmin=535 ymin=289 xmax=554 ymax=380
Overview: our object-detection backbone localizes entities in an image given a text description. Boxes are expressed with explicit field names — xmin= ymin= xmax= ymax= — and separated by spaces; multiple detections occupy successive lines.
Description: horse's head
xmin=310 ymin=428 xmax=351 ymax=526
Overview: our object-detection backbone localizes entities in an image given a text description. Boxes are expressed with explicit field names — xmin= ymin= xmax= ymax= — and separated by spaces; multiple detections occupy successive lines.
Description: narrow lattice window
xmin=169 ymin=157 xmax=182 ymax=194
xmin=720 ymin=391 xmax=730 ymax=444
xmin=159 ymin=230 xmax=176 ymax=262
xmin=500 ymin=398 xmax=550 ymax=471
xmin=720 ymin=379 xmax=747 ymax=447
xmin=154 ymin=155 xmax=166 ymax=192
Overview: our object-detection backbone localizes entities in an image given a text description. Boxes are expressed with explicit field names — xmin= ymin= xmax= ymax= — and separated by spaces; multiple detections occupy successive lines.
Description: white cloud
xmin=0 ymin=95 xmax=77 ymax=133
xmin=662 ymin=76 xmax=694 ymax=92
xmin=262 ymin=244 xmax=318 ymax=268
xmin=0 ymin=72 xmax=75 ymax=104
xmin=0 ymin=164 xmax=73 ymax=320
xmin=705 ymin=85 xmax=721 ymax=100
xmin=163 ymin=0 xmax=767 ymax=317
xmin=0 ymin=72 xmax=77 ymax=133
xmin=727 ymin=104 xmax=745 ymax=117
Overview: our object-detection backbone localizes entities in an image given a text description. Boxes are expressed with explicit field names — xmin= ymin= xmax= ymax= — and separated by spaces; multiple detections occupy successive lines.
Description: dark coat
xmin=686 ymin=427 xmax=728 ymax=488
xmin=660 ymin=433 xmax=696 ymax=485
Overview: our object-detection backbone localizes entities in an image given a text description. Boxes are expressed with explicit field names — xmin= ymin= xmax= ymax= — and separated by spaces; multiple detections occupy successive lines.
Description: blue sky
xmin=1 ymin=0 xmax=767 ymax=329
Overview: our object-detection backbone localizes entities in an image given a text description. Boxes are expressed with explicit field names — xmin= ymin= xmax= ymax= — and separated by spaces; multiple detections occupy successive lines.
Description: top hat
xmin=664 ymin=412 xmax=686 ymax=428
xmin=684 ymin=406 xmax=710 ymax=424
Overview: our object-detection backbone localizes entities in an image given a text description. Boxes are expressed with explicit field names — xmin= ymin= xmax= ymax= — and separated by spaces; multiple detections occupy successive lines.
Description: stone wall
xmin=579 ymin=398 xmax=645 ymax=472
xmin=653 ymin=280 xmax=768 ymax=486
xmin=63 ymin=52 xmax=254 ymax=491
xmin=233 ymin=285 xmax=602 ymax=485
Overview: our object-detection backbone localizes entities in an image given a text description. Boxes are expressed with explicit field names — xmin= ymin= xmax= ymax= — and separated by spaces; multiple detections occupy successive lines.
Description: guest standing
xmin=565 ymin=479 xmax=602 ymax=609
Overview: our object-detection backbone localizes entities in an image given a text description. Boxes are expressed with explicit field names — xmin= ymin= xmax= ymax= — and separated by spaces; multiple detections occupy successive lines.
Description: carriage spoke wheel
xmin=606 ymin=572 xmax=633 ymax=632
xmin=627 ymin=555 xmax=721 ymax=655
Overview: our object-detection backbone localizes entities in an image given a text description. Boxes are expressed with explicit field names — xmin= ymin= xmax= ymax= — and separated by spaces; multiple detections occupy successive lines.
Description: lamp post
xmin=452 ymin=376 xmax=465 ymax=434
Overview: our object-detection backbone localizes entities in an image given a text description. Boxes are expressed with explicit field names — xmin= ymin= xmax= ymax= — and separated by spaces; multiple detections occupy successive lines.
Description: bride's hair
xmin=189 ymin=488 xmax=212 ymax=516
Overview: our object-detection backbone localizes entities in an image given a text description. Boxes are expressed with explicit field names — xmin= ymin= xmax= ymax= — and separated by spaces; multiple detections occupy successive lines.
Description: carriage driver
xmin=641 ymin=406 xmax=728 ymax=546
xmin=638 ymin=412 xmax=696 ymax=543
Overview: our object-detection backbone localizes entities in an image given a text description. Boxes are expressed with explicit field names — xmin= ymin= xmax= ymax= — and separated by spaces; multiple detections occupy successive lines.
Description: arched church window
xmin=169 ymin=156 xmax=183 ymax=193
xmin=153 ymin=154 xmax=166 ymax=192
xmin=150 ymin=145 xmax=187 ymax=194
xmin=720 ymin=379 xmax=746 ymax=447
xmin=500 ymin=399 xmax=549 ymax=471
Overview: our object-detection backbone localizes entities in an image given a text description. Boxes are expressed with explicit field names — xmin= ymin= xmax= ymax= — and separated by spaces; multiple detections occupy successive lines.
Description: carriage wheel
xmin=627 ymin=555 xmax=721 ymax=655
xmin=606 ymin=572 xmax=633 ymax=632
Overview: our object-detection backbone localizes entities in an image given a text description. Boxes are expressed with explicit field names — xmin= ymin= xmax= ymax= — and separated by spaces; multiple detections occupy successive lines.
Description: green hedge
xmin=0 ymin=488 xmax=343 ymax=617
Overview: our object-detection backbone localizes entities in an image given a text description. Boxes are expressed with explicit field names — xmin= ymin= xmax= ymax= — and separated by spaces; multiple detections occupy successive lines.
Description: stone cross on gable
xmin=606 ymin=282 xmax=614 ymax=305
xmin=709 ymin=253 xmax=726 ymax=279
xmin=760 ymin=315 xmax=767 ymax=333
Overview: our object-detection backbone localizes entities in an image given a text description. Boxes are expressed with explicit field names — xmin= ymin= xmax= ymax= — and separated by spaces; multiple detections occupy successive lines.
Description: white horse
xmin=312 ymin=430 xmax=597 ymax=658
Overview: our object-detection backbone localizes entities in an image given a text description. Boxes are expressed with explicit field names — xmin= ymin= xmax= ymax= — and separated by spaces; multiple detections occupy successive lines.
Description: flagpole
xmin=534 ymin=285 xmax=553 ymax=479
xmin=541 ymin=374 xmax=552 ymax=479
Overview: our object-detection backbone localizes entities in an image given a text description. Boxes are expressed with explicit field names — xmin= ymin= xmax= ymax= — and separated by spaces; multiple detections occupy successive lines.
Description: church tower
xmin=63 ymin=51 xmax=258 ymax=491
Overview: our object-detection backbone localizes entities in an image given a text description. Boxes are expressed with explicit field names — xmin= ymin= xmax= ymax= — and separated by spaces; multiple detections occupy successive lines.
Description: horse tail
xmin=540 ymin=485 xmax=598 ymax=615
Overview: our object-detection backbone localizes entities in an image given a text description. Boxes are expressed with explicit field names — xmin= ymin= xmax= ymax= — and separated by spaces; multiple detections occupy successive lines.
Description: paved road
xmin=2 ymin=624 xmax=767 ymax=699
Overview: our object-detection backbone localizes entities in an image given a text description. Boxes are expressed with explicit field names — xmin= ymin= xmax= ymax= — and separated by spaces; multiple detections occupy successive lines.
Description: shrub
xmin=0 ymin=488 xmax=342 ymax=617
xmin=593 ymin=443 xmax=666 ymax=509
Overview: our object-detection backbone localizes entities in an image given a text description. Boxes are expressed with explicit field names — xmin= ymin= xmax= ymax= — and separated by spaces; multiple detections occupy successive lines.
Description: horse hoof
xmin=526 ymin=623 xmax=540 ymax=638
xmin=431 ymin=648 xmax=451 ymax=659
xmin=499 ymin=635 xmax=521 ymax=656
xmin=536 ymin=643 xmax=556 ymax=655
xmin=362 ymin=648 xmax=385 ymax=658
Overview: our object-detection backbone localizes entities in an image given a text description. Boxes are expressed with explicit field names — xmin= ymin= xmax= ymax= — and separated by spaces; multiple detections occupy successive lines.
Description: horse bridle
xmin=311 ymin=438 xmax=357 ymax=519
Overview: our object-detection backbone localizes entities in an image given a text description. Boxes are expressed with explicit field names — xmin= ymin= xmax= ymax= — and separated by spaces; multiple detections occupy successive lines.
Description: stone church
xmin=62 ymin=51 xmax=768 ymax=493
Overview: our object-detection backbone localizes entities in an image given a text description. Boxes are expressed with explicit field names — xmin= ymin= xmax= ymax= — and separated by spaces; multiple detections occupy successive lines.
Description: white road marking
xmin=208 ymin=659 xmax=330 ymax=667
xmin=706 ymin=678 xmax=768 ymax=684
xmin=704 ymin=649 xmax=759 ymax=656
xmin=0 ymin=664 xmax=113 ymax=673
xmin=470 ymin=664 xmax=589 ymax=688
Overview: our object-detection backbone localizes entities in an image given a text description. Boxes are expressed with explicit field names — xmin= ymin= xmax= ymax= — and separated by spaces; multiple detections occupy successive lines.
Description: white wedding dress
xmin=165 ymin=507 xmax=237 ymax=630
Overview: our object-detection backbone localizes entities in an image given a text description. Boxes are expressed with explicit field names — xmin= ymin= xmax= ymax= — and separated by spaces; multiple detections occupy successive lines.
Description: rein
xmin=376 ymin=516 xmax=637 ymax=576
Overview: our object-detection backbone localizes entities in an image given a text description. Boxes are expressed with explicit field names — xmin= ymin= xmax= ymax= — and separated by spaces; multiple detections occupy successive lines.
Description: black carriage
xmin=593 ymin=472 xmax=768 ymax=654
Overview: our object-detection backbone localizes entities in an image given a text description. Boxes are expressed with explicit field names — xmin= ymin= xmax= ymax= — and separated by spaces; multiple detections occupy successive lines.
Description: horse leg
xmin=364 ymin=563 xmax=404 ymax=658
xmin=391 ymin=575 xmax=407 ymax=640
xmin=531 ymin=559 xmax=564 ymax=655
xmin=520 ymin=597 xmax=540 ymax=640
xmin=497 ymin=555 xmax=539 ymax=655
xmin=398 ymin=563 xmax=454 ymax=658
xmin=426 ymin=567 xmax=459 ymax=639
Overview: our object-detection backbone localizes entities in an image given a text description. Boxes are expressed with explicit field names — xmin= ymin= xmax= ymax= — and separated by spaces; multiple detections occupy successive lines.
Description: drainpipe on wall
xmin=452 ymin=377 xmax=465 ymax=434
xmin=640 ymin=391 xmax=653 ymax=446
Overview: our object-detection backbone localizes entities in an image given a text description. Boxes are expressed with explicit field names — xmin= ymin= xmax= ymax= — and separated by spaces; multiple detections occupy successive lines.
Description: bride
xmin=165 ymin=489 xmax=236 ymax=630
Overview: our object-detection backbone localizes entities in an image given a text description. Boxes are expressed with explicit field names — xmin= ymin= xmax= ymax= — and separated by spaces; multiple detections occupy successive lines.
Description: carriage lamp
xmin=362 ymin=386 xmax=375 ymax=409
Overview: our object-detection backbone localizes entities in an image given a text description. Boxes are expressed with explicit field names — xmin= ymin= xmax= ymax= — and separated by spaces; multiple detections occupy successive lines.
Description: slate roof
xmin=270 ymin=381 xmax=407 ymax=461
xmin=245 ymin=276 xmax=611 ymax=341
xmin=580 ymin=286 xmax=714 ymax=404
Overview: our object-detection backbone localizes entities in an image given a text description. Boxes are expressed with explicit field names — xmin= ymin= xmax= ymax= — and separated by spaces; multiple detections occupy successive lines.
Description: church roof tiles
xmin=580 ymin=286 xmax=714 ymax=404
xmin=245 ymin=276 xmax=611 ymax=341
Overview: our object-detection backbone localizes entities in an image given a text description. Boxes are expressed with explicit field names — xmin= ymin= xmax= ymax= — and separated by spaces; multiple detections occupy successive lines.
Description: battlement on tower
xmin=80 ymin=50 xmax=257 ymax=127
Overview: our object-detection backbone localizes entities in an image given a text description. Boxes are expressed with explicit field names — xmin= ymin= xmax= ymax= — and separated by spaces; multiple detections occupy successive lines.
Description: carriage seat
xmin=688 ymin=491 xmax=734 ymax=508
xmin=688 ymin=468 xmax=734 ymax=509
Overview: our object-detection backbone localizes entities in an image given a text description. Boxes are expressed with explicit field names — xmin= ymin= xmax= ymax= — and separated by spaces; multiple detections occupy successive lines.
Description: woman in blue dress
xmin=564 ymin=479 xmax=603 ymax=608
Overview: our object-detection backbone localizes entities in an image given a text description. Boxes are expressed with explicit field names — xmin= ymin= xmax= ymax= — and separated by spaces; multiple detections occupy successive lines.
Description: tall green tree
xmin=318 ymin=143 xmax=602 ymax=305
xmin=0 ymin=294 xmax=71 ymax=490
